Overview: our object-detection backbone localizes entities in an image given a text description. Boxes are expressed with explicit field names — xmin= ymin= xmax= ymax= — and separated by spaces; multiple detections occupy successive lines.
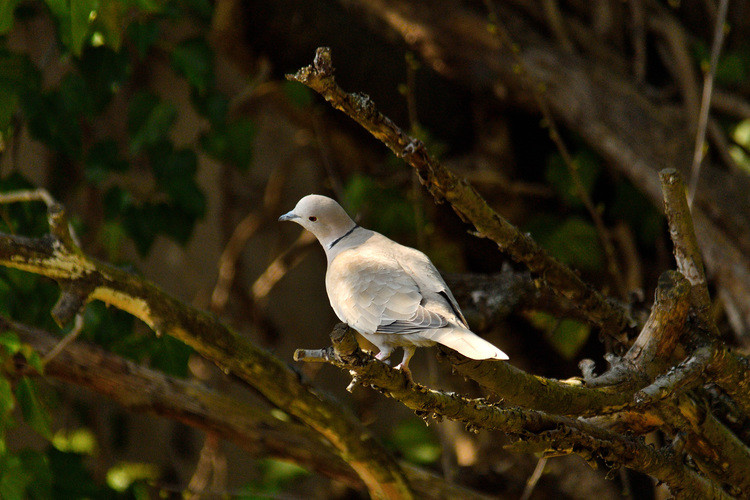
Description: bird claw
xmin=346 ymin=373 xmax=360 ymax=393
xmin=394 ymin=363 xmax=414 ymax=384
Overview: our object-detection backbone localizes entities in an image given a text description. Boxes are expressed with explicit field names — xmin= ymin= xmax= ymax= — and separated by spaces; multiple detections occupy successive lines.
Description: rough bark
xmin=338 ymin=0 xmax=750 ymax=336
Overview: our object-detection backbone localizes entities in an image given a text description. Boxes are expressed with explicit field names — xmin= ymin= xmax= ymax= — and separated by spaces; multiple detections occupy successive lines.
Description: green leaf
xmin=550 ymin=319 xmax=590 ymax=359
xmin=82 ymin=301 xmax=135 ymax=351
xmin=129 ymin=0 xmax=163 ymax=13
xmin=180 ymin=0 xmax=212 ymax=21
xmin=19 ymin=345 xmax=43 ymax=374
xmin=148 ymin=335 xmax=192 ymax=377
xmin=127 ymin=19 xmax=159 ymax=59
xmin=526 ymin=216 xmax=603 ymax=271
xmin=103 ymin=185 xmax=134 ymax=220
xmin=0 ymin=377 xmax=14 ymax=417
xmin=92 ymin=0 xmax=124 ymax=51
xmin=106 ymin=461 xmax=160 ymax=492
xmin=387 ymin=419 xmax=440 ymax=465
xmin=201 ymin=117 xmax=256 ymax=170
xmin=122 ymin=204 xmax=159 ymax=255
xmin=0 ymin=50 xmax=38 ymax=94
xmin=18 ymin=450 xmax=51 ymax=500
xmin=240 ymin=459 xmax=309 ymax=498
xmin=716 ymin=52 xmax=746 ymax=85
xmin=0 ymin=330 xmax=21 ymax=355
xmin=0 ymin=275 xmax=60 ymax=331
xmin=224 ymin=118 xmax=256 ymax=168
xmin=282 ymin=80 xmax=313 ymax=108
xmin=0 ymin=389 xmax=15 ymax=455
xmin=43 ymin=0 xmax=71 ymax=47
xmin=99 ymin=221 xmax=128 ymax=261
xmin=52 ymin=428 xmax=98 ymax=455
xmin=85 ymin=139 xmax=127 ymax=184
xmin=58 ymin=72 xmax=95 ymax=117
xmin=69 ymin=0 xmax=96 ymax=56
xmin=545 ymin=149 xmax=600 ymax=207
xmin=343 ymin=174 xmax=417 ymax=238
xmin=171 ymin=38 xmax=213 ymax=92
xmin=610 ymin=181 xmax=663 ymax=247
xmin=0 ymin=0 xmax=21 ymax=34
xmin=150 ymin=147 xmax=206 ymax=216
xmin=0 ymin=454 xmax=30 ymax=500
xmin=191 ymin=89 xmax=228 ymax=125
xmin=77 ymin=45 xmax=130 ymax=111
xmin=127 ymin=92 xmax=177 ymax=154
xmin=0 ymin=50 xmax=35 ymax=131
xmin=0 ymin=89 xmax=18 ymax=133
xmin=48 ymin=448 xmax=103 ymax=498
xmin=527 ymin=312 xmax=591 ymax=359
xmin=22 ymin=90 xmax=83 ymax=158
xmin=15 ymin=377 xmax=52 ymax=439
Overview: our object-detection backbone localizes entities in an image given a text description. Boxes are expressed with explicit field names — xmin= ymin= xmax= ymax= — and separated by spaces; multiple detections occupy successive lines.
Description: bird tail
xmin=427 ymin=327 xmax=508 ymax=360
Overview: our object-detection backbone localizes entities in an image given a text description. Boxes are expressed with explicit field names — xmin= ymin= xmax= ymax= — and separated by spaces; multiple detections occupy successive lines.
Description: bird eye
xmin=308 ymin=216 xmax=317 ymax=222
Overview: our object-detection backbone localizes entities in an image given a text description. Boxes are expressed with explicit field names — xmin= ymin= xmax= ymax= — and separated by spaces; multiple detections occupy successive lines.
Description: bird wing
xmin=326 ymin=244 xmax=447 ymax=335
xmin=390 ymin=242 xmax=470 ymax=327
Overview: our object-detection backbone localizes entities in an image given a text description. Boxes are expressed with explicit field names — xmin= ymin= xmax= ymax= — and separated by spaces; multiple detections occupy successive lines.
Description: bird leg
xmin=394 ymin=346 xmax=416 ymax=372
xmin=376 ymin=346 xmax=414 ymax=383
xmin=375 ymin=347 xmax=394 ymax=365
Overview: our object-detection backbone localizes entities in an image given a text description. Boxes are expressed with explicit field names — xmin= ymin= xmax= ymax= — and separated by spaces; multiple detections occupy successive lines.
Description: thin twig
xmin=484 ymin=0 xmax=627 ymax=299
xmin=520 ymin=457 xmax=548 ymax=500
xmin=688 ymin=0 xmax=729 ymax=206
xmin=42 ymin=313 xmax=84 ymax=364
xmin=211 ymin=163 xmax=290 ymax=314
xmin=404 ymin=52 xmax=427 ymax=252
xmin=186 ymin=433 xmax=224 ymax=500
xmin=251 ymin=229 xmax=316 ymax=307
xmin=629 ymin=0 xmax=647 ymax=83
xmin=210 ymin=212 xmax=263 ymax=313
xmin=0 ymin=188 xmax=56 ymax=207
xmin=286 ymin=47 xmax=636 ymax=342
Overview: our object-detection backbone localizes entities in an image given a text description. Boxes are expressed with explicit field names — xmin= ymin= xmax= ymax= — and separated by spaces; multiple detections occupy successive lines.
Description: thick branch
xmin=11 ymin=317 xmax=491 ymax=500
xmin=338 ymin=0 xmax=750 ymax=332
xmin=657 ymin=396 xmax=750 ymax=497
xmin=659 ymin=169 xmax=712 ymax=325
xmin=706 ymin=344 xmax=750 ymax=417
xmin=0 ymin=222 xmax=412 ymax=500
xmin=583 ymin=270 xmax=691 ymax=389
xmin=287 ymin=47 xmax=634 ymax=343
xmin=8 ymin=316 xmax=357 ymax=487
xmin=444 ymin=271 xmax=690 ymax=415
xmin=295 ymin=325 xmax=730 ymax=499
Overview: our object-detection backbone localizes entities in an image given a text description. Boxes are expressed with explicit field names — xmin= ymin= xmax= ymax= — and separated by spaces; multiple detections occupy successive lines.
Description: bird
xmin=279 ymin=194 xmax=508 ymax=373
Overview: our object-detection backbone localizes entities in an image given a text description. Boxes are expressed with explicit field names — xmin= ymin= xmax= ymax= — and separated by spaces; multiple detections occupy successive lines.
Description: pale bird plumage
xmin=279 ymin=194 xmax=508 ymax=372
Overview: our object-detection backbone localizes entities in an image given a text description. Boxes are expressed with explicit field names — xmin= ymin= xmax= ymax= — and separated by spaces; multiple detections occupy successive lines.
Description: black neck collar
xmin=327 ymin=224 xmax=359 ymax=250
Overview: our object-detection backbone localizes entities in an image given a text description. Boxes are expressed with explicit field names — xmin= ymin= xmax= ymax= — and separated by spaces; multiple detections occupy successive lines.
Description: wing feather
xmin=326 ymin=236 xmax=469 ymax=337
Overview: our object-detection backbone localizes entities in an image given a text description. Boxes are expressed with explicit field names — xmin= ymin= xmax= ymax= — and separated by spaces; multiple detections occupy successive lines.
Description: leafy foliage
xmin=387 ymin=419 xmax=441 ymax=465
xmin=0 ymin=0 xmax=235 ymax=493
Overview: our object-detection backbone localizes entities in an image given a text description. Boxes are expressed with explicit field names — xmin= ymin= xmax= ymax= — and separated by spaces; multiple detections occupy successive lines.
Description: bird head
xmin=279 ymin=195 xmax=357 ymax=247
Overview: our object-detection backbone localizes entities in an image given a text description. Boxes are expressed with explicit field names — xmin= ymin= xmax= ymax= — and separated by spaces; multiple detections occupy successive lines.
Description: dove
xmin=279 ymin=194 xmax=508 ymax=372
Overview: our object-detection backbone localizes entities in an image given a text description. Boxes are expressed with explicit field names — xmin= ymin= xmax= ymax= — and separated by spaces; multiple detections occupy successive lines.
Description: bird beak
xmin=278 ymin=211 xmax=300 ymax=222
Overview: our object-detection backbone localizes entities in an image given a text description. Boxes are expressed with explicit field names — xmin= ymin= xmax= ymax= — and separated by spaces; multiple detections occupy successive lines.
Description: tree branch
xmin=337 ymin=0 xmax=750 ymax=335
xmin=286 ymin=46 xmax=635 ymax=343
xmin=8 ymin=315 xmax=357 ymax=488
xmin=659 ymin=168 xmax=712 ymax=327
xmin=295 ymin=325 xmax=730 ymax=499
xmin=10 ymin=316 xmax=493 ymax=500
xmin=0 ymin=192 xmax=413 ymax=500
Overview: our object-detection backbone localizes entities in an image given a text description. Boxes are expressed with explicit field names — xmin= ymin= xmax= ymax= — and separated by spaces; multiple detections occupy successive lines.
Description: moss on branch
xmin=0 ymin=193 xmax=413 ymax=500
